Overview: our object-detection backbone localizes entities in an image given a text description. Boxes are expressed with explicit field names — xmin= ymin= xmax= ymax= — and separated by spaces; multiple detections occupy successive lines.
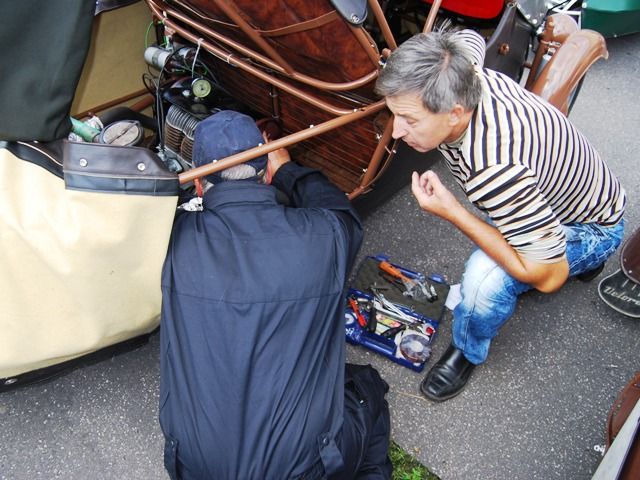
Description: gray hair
xmin=201 ymin=163 xmax=263 ymax=190
xmin=375 ymin=31 xmax=482 ymax=113
xmin=218 ymin=164 xmax=259 ymax=181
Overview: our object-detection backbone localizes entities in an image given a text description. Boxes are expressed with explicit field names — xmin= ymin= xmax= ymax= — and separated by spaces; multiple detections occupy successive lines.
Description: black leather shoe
xmin=420 ymin=345 xmax=475 ymax=402
xmin=576 ymin=262 xmax=605 ymax=282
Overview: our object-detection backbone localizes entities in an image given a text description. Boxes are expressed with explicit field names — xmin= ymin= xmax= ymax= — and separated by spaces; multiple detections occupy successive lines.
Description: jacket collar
xmin=202 ymin=181 xmax=278 ymax=210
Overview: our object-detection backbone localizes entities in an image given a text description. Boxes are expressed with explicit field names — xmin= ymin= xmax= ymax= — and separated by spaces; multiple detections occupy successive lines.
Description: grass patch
xmin=389 ymin=440 xmax=439 ymax=480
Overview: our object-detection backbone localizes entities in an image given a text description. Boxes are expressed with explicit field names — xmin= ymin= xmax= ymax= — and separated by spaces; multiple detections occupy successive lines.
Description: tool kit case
xmin=345 ymin=255 xmax=449 ymax=372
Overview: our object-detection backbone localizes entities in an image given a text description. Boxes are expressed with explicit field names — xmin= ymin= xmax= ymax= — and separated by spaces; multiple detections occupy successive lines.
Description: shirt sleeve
xmin=465 ymin=163 xmax=566 ymax=263
xmin=271 ymin=161 xmax=363 ymax=270
xmin=452 ymin=29 xmax=486 ymax=67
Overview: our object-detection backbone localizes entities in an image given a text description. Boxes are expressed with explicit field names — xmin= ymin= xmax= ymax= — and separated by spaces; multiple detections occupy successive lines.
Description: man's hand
xmin=412 ymin=170 xmax=569 ymax=292
xmin=267 ymin=147 xmax=290 ymax=171
xmin=411 ymin=170 xmax=463 ymax=221
xmin=262 ymin=132 xmax=290 ymax=184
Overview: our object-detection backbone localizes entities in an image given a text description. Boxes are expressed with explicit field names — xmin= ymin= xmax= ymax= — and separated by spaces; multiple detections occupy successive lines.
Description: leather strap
xmin=258 ymin=11 xmax=340 ymax=37
xmin=171 ymin=1 xmax=339 ymax=38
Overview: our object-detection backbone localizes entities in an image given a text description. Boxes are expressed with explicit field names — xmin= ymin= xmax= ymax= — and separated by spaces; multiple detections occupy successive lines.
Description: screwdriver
xmin=348 ymin=297 xmax=368 ymax=328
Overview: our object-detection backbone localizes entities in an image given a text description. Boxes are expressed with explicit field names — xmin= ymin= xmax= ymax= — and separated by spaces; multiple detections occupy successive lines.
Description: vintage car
xmin=0 ymin=0 xmax=617 ymax=389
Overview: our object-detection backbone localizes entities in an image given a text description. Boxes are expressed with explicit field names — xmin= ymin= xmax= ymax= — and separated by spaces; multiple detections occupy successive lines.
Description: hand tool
xmin=378 ymin=272 xmax=407 ymax=294
xmin=347 ymin=296 xmax=367 ymax=328
xmin=365 ymin=304 xmax=377 ymax=333
xmin=378 ymin=261 xmax=435 ymax=302
xmin=381 ymin=324 xmax=406 ymax=339
xmin=369 ymin=286 xmax=419 ymax=325
xmin=353 ymin=296 xmax=378 ymax=333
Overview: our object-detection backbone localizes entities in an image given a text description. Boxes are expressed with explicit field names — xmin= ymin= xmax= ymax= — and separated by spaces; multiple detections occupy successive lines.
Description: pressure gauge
xmin=191 ymin=78 xmax=212 ymax=99
xmin=100 ymin=120 xmax=144 ymax=147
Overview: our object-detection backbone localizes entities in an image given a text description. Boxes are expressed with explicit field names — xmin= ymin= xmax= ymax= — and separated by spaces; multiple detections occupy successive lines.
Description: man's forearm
xmin=448 ymin=206 xmax=569 ymax=292
xmin=271 ymin=161 xmax=363 ymax=272
xmin=271 ymin=162 xmax=351 ymax=211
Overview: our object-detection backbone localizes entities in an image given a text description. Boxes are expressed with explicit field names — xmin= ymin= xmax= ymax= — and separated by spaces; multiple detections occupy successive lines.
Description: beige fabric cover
xmin=0 ymin=147 xmax=177 ymax=377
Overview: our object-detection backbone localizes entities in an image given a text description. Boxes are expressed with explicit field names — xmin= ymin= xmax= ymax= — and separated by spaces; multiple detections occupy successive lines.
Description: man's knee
xmin=460 ymin=250 xmax=514 ymax=311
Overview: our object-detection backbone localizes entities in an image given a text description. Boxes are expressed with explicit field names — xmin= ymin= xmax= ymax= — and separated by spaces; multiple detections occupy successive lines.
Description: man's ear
xmin=448 ymin=104 xmax=466 ymax=126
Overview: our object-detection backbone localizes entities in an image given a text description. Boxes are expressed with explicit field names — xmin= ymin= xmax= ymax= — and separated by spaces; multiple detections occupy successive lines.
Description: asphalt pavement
xmin=1 ymin=33 xmax=639 ymax=480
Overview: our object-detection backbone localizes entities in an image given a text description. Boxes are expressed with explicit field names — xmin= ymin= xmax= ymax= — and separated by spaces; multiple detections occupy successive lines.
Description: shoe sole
xmin=419 ymin=376 xmax=468 ymax=402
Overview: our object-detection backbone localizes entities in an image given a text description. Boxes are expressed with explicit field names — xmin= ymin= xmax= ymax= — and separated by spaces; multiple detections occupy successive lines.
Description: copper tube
xmin=367 ymin=0 xmax=397 ymax=50
xmin=178 ymin=100 xmax=386 ymax=184
xmin=129 ymin=95 xmax=155 ymax=112
xmin=210 ymin=0 xmax=295 ymax=74
xmin=148 ymin=0 xmax=378 ymax=92
xmin=73 ymin=88 xmax=152 ymax=119
xmin=163 ymin=24 xmax=354 ymax=115
xmin=348 ymin=24 xmax=382 ymax=68
xmin=423 ymin=0 xmax=443 ymax=33
xmin=348 ymin=115 xmax=395 ymax=199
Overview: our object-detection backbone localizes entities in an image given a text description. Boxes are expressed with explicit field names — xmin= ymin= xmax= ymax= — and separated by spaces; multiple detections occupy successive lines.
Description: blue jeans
xmin=452 ymin=220 xmax=625 ymax=365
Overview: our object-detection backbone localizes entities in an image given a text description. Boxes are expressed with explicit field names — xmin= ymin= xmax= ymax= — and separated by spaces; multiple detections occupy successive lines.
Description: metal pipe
xmin=129 ymin=95 xmax=156 ymax=112
xmin=367 ymin=0 xmax=397 ymax=50
xmin=423 ymin=0 xmax=443 ymax=33
xmin=165 ymin=24 xmax=355 ymax=116
xmin=149 ymin=0 xmax=379 ymax=92
xmin=148 ymin=0 xmax=394 ymax=197
xmin=178 ymin=101 xmax=386 ymax=184
xmin=72 ymin=88 xmax=152 ymax=119
xmin=210 ymin=0 xmax=295 ymax=74
xmin=348 ymin=115 xmax=395 ymax=199
xmin=348 ymin=24 xmax=383 ymax=68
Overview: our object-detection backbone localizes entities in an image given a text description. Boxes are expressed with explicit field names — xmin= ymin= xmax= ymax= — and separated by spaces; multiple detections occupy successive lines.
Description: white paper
xmin=445 ymin=283 xmax=462 ymax=311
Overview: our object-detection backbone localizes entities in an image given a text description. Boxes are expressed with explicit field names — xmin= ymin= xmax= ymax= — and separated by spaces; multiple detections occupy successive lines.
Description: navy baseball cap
xmin=192 ymin=110 xmax=268 ymax=183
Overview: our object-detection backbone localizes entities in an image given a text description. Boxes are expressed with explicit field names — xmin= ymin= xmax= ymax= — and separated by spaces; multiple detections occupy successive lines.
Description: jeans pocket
xmin=164 ymin=435 xmax=179 ymax=480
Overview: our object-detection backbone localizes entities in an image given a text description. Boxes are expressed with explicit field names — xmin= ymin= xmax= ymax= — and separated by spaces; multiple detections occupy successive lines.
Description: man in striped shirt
xmin=375 ymin=30 xmax=626 ymax=402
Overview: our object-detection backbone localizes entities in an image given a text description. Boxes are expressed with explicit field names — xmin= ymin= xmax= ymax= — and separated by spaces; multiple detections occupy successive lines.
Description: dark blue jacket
xmin=160 ymin=162 xmax=363 ymax=480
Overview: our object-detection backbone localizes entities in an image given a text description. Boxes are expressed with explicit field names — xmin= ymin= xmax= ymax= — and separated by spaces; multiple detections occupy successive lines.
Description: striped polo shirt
xmin=437 ymin=31 xmax=626 ymax=262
